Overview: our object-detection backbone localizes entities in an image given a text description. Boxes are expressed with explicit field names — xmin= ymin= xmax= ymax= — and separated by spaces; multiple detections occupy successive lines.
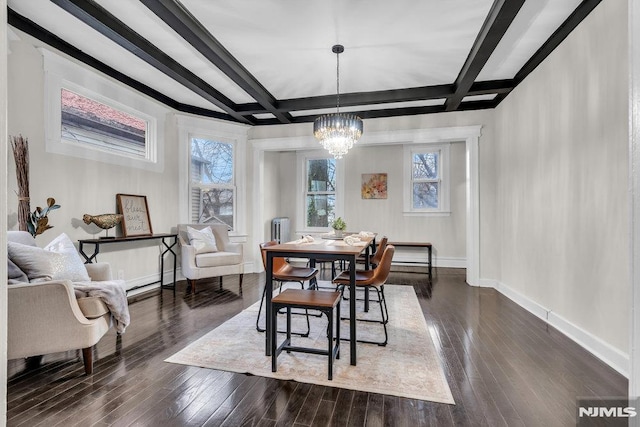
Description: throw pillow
xmin=44 ymin=233 xmax=91 ymax=282
xmin=8 ymin=258 xmax=28 ymax=284
xmin=7 ymin=241 xmax=59 ymax=282
xmin=187 ymin=226 xmax=218 ymax=254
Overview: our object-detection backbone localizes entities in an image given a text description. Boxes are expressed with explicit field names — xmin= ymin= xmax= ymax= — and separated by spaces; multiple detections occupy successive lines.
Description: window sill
xmin=402 ymin=211 xmax=451 ymax=217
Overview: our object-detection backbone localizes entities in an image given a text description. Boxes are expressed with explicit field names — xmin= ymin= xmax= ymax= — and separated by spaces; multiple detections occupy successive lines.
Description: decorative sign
xmin=361 ymin=173 xmax=388 ymax=199
xmin=116 ymin=194 xmax=153 ymax=237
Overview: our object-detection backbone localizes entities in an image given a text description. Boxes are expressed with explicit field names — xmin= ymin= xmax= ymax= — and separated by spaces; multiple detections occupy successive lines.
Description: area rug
xmin=165 ymin=284 xmax=455 ymax=404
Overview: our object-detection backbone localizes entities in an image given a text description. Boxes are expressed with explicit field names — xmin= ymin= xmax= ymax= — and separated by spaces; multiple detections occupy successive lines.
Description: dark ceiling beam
xmin=444 ymin=0 xmax=525 ymax=111
xmin=255 ymin=105 xmax=449 ymax=126
xmin=236 ymin=84 xmax=455 ymax=116
xmin=468 ymin=79 xmax=514 ymax=96
xmin=8 ymin=8 xmax=241 ymax=123
xmin=252 ymin=98 xmax=495 ymax=125
xmin=493 ymin=0 xmax=602 ymax=107
xmin=49 ymin=0 xmax=253 ymax=125
xmin=139 ymin=0 xmax=292 ymax=124
xmin=514 ymin=0 xmax=602 ymax=84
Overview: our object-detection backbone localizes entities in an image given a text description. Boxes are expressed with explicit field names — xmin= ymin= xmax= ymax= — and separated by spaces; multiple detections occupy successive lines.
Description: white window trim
xmin=296 ymin=150 xmax=345 ymax=233
xmin=189 ymin=134 xmax=237 ymax=230
xmin=177 ymin=114 xmax=249 ymax=235
xmin=42 ymin=49 xmax=165 ymax=172
xmin=403 ymin=143 xmax=451 ymax=216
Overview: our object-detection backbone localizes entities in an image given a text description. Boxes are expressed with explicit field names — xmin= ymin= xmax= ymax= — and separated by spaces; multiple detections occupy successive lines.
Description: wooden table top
xmin=265 ymin=236 xmax=375 ymax=256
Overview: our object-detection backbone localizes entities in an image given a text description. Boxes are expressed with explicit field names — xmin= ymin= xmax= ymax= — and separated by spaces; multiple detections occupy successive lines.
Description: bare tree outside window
xmin=306 ymin=158 xmax=336 ymax=227
xmin=191 ymin=138 xmax=235 ymax=229
xmin=412 ymin=152 xmax=440 ymax=209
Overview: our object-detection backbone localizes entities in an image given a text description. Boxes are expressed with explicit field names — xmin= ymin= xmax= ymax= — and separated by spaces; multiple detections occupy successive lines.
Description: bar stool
xmin=271 ymin=289 xmax=341 ymax=380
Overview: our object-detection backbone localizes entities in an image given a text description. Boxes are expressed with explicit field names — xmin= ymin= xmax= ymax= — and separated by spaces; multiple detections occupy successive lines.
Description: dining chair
xmin=256 ymin=241 xmax=319 ymax=336
xmin=357 ymin=236 xmax=388 ymax=269
xmin=332 ymin=245 xmax=395 ymax=346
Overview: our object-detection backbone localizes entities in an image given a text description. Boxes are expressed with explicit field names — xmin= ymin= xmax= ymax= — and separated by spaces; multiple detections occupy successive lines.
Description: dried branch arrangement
xmin=10 ymin=134 xmax=30 ymax=232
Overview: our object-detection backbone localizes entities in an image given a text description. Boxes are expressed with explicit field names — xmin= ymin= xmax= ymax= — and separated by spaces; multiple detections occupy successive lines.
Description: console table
xmin=78 ymin=233 xmax=178 ymax=294
xmin=387 ymin=241 xmax=433 ymax=282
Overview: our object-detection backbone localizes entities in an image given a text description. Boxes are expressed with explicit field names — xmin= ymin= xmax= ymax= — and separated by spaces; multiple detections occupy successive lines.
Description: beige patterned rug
xmin=165 ymin=284 xmax=454 ymax=404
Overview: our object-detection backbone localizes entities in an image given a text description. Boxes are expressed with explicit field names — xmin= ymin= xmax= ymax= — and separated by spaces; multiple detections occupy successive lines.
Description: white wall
xmin=7 ymin=32 xmax=180 ymax=290
xmin=493 ymin=0 xmax=629 ymax=364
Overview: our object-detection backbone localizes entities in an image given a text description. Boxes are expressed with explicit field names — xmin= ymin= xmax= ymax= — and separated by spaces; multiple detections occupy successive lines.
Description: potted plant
xmin=331 ymin=217 xmax=347 ymax=237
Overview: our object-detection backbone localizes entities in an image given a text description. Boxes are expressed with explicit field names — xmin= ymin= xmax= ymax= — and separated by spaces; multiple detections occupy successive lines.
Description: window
xmin=190 ymin=137 xmax=236 ymax=230
xmin=43 ymin=49 xmax=164 ymax=172
xmin=60 ymin=88 xmax=149 ymax=159
xmin=404 ymin=144 xmax=450 ymax=215
xmin=305 ymin=157 xmax=336 ymax=228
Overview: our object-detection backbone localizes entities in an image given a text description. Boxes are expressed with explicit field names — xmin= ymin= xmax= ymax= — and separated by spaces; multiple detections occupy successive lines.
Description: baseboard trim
xmin=547 ymin=311 xmax=628 ymax=378
xmin=392 ymin=256 xmax=466 ymax=269
xmin=482 ymin=278 xmax=629 ymax=377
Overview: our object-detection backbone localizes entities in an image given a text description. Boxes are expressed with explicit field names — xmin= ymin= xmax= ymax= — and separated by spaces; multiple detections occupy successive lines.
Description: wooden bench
xmin=387 ymin=241 xmax=432 ymax=282
xmin=271 ymin=289 xmax=341 ymax=380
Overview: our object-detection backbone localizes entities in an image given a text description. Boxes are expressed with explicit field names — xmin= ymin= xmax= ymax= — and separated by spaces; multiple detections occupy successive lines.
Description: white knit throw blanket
xmin=73 ymin=280 xmax=130 ymax=333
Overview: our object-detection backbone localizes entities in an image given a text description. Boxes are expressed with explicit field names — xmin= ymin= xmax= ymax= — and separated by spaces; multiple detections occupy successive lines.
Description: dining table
xmin=262 ymin=234 xmax=376 ymax=366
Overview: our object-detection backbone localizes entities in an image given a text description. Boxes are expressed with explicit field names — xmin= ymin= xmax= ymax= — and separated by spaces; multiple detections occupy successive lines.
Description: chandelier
xmin=313 ymin=45 xmax=363 ymax=159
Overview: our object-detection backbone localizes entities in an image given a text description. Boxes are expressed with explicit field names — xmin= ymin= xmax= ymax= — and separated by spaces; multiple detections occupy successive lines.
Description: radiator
xmin=271 ymin=217 xmax=290 ymax=244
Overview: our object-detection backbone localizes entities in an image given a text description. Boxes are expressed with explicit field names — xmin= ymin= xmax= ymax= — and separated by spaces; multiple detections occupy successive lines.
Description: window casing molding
xmin=189 ymin=135 xmax=237 ymax=230
xmin=42 ymin=49 xmax=165 ymax=172
xmin=403 ymin=143 xmax=451 ymax=216
xmin=296 ymin=150 xmax=345 ymax=233
xmin=177 ymin=114 xmax=248 ymax=234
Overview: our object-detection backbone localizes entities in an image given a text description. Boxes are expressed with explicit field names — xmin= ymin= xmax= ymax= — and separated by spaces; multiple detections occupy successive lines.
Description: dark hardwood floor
xmin=6 ymin=268 xmax=627 ymax=426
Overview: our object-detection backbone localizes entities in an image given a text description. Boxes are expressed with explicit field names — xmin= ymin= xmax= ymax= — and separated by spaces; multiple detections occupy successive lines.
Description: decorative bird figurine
xmin=83 ymin=213 xmax=123 ymax=238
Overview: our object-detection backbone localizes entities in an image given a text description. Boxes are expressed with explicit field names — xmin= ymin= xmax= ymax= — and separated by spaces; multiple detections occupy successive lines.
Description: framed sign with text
xmin=116 ymin=194 xmax=153 ymax=237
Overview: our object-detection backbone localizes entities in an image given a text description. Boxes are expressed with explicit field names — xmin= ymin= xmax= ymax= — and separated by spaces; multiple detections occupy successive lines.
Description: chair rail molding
xmin=250 ymin=124 xmax=482 ymax=286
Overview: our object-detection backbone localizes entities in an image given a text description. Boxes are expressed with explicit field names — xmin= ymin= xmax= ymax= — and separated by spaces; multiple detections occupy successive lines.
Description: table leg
xmin=265 ymin=254 xmax=274 ymax=356
xmin=79 ymin=242 xmax=100 ymax=264
xmin=349 ymin=257 xmax=357 ymax=366
xmin=161 ymin=237 xmax=178 ymax=294
xmin=364 ymin=244 xmax=372 ymax=312
xmin=428 ymin=245 xmax=433 ymax=282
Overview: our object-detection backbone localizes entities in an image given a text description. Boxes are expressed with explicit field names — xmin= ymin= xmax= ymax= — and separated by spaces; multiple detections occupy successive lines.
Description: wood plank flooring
xmin=6 ymin=268 xmax=627 ymax=426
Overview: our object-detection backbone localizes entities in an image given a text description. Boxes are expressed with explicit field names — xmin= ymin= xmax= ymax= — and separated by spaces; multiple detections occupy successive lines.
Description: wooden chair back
xmin=370 ymin=236 xmax=388 ymax=266
xmin=259 ymin=241 xmax=288 ymax=273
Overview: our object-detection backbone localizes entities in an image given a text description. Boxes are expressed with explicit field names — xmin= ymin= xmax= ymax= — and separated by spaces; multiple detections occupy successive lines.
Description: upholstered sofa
xmin=7 ymin=230 xmax=128 ymax=375
xmin=177 ymin=224 xmax=244 ymax=293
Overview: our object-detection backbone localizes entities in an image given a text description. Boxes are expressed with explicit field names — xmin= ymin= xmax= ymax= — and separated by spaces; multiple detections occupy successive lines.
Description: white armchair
xmin=7 ymin=230 xmax=117 ymax=375
xmin=178 ymin=224 xmax=244 ymax=294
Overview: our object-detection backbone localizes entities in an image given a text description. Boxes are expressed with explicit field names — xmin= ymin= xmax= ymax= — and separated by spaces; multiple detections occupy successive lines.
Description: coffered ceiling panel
xmin=7 ymin=0 xmax=602 ymax=126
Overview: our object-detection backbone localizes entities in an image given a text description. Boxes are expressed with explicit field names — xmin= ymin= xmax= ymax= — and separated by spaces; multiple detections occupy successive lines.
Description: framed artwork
xmin=116 ymin=193 xmax=153 ymax=237
xmin=361 ymin=173 xmax=388 ymax=199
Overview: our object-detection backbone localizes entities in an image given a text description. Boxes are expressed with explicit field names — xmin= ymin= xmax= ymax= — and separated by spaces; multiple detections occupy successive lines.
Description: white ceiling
xmin=8 ymin=0 xmax=595 ymax=124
